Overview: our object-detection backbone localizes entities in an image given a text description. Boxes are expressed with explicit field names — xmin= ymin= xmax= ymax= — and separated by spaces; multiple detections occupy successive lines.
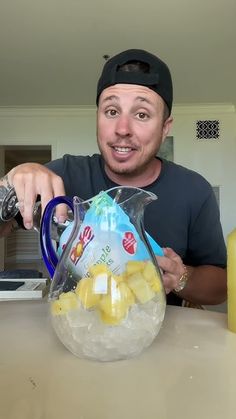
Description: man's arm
xmin=0 ymin=163 xmax=67 ymax=231
xmin=177 ymin=265 xmax=227 ymax=305
xmin=156 ymin=247 xmax=227 ymax=305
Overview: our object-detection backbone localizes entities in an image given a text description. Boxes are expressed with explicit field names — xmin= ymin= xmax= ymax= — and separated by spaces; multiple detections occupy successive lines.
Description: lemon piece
xmin=142 ymin=261 xmax=162 ymax=293
xmin=127 ymin=272 xmax=155 ymax=304
xmin=75 ymin=277 xmax=101 ymax=309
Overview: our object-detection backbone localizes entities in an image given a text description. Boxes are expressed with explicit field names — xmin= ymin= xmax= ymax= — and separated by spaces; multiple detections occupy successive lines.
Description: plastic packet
xmin=58 ymin=192 xmax=163 ymax=278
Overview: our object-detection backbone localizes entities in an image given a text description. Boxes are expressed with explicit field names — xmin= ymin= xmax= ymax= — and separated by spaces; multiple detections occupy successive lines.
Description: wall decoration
xmin=196 ymin=120 xmax=220 ymax=140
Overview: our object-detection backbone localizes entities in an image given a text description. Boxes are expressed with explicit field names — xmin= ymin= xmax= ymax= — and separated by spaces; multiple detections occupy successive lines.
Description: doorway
xmin=3 ymin=145 xmax=51 ymax=275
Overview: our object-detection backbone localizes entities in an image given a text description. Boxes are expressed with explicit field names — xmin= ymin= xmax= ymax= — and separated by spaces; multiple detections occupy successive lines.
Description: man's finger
xmin=55 ymin=203 xmax=69 ymax=223
xmin=15 ymin=178 xmax=36 ymax=229
xmin=40 ymin=173 xmax=65 ymax=214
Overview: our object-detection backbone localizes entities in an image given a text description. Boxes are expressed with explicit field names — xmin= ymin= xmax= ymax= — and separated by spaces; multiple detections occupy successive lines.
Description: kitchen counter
xmin=0 ymin=300 xmax=235 ymax=419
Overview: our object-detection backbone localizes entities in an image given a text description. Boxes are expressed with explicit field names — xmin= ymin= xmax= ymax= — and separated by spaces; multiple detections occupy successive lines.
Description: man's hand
xmin=156 ymin=247 xmax=186 ymax=294
xmin=156 ymin=247 xmax=227 ymax=305
xmin=7 ymin=163 xmax=67 ymax=229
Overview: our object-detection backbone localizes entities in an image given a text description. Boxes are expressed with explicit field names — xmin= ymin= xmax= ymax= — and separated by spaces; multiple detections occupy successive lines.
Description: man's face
xmin=97 ymin=84 xmax=172 ymax=181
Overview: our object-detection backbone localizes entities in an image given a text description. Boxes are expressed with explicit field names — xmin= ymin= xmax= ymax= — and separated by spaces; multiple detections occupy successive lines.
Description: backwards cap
xmin=96 ymin=49 xmax=173 ymax=114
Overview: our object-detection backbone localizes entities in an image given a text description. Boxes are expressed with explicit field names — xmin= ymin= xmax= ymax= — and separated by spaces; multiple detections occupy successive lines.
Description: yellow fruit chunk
xmin=59 ymin=292 xmax=78 ymax=311
xmin=75 ymin=278 xmax=101 ymax=309
xmin=126 ymin=260 xmax=145 ymax=275
xmin=118 ymin=281 xmax=135 ymax=307
xmin=99 ymin=310 xmax=124 ymax=325
xmin=51 ymin=300 xmax=63 ymax=316
xmin=51 ymin=291 xmax=78 ymax=316
xmin=127 ymin=272 xmax=155 ymax=304
xmin=142 ymin=261 xmax=162 ymax=293
xmin=111 ymin=273 xmax=124 ymax=284
xmin=99 ymin=289 xmax=128 ymax=324
xmin=88 ymin=263 xmax=110 ymax=277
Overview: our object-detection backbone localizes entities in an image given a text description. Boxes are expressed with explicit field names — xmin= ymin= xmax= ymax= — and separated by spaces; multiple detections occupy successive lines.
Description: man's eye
xmin=137 ymin=112 xmax=149 ymax=120
xmin=105 ymin=109 xmax=118 ymax=117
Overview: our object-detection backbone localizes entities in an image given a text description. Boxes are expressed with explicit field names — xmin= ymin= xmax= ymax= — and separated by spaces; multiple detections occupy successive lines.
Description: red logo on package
xmin=122 ymin=231 xmax=137 ymax=254
xmin=79 ymin=225 xmax=94 ymax=246
xmin=70 ymin=226 xmax=94 ymax=265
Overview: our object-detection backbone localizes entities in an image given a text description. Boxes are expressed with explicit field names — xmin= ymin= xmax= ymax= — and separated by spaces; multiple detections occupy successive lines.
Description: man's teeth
xmin=114 ymin=147 xmax=131 ymax=153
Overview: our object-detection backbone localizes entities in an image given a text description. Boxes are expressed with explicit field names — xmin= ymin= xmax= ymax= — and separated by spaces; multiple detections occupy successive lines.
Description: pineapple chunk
xmin=51 ymin=291 xmax=78 ymax=316
xmin=127 ymin=272 xmax=155 ymax=304
xmin=51 ymin=300 xmax=63 ymax=316
xmin=99 ymin=310 xmax=124 ymax=325
xmin=99 ymin=292 xmax=128 ymax=324
xmin=142 ymin=261 xmax=162 ymax=293
xmin=118 ymin=281 xmax=135 ymax=307
xmin=75 ymin=277 xmax=101 ymax=309
xmin=126 ymin=260 xmax=145 ymax=275
xmin=111 ymin=273 xmax=124 ymax=284
xmin=88 ymin=263 xmax=110 ymax=277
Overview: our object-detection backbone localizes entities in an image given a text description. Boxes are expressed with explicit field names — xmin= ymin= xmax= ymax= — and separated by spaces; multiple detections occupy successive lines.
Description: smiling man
xmin=97 ymin=85 xmax=172 ymax=185
xmin=0 ymin=49 xmax=227 ymax=306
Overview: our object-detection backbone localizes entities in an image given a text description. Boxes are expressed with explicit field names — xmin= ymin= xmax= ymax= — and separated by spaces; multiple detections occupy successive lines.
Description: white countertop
xmin=0 ymin=300 xmax=235 ymax=419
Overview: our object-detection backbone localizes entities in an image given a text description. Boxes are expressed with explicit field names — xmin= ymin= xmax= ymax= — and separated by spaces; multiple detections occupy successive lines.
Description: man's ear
xmin=161 ymin=116 xmax=173 ymax=143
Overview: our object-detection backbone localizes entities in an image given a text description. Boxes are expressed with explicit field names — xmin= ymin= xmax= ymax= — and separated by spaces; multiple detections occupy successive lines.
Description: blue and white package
xmin=58 ymin=192 xmax=163 ymax=277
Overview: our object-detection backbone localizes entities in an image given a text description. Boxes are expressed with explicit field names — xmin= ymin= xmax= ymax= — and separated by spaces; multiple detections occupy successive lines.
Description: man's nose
xmin=115 ymin=115 xmax=132 ymax=137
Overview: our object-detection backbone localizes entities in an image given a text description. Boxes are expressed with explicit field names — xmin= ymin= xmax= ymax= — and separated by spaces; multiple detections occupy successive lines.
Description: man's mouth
xmin=113 ymin=146 xmax=135 ymax=153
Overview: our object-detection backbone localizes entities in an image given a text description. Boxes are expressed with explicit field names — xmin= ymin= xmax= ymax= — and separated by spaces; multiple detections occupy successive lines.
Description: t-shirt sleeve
xmin=45 ymin=157 xmax=71 ymax=195
xmin=45 ymin=158 xmax=64 ymax=177
xmin=44 ymin=154 xmax=107 ymax=199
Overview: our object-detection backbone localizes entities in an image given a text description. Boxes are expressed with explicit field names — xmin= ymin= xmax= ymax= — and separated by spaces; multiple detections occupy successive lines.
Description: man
xmin=0 ymin=49 xmax=227 ymax=306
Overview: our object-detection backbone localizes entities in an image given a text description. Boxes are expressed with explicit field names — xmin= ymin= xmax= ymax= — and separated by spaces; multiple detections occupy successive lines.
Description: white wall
xmin=172 ymin=104 xmax=236 ymax=239
xmin=0 ymin=108 xmax=98 ymax=159
xmin=0 ymin=104 xmax=235 ymax=241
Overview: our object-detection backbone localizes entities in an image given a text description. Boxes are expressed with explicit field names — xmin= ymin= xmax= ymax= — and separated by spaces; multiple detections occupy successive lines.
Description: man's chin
xmin=106 ymin=163 xmax=140 ymax=177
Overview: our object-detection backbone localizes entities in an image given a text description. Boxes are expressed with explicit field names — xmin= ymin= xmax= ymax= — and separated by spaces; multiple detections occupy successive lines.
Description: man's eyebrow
xmin=101 ymin=95 xmax=119 ymax=103
xmin=101 ymin=94 xmax=155 ymax=106
xmin=135 ymin=96 xmax=153 ymax=105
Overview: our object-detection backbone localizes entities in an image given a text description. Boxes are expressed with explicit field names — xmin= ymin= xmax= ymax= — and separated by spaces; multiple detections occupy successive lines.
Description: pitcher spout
xmin=106 ymin=186 xmax=157 ymax=223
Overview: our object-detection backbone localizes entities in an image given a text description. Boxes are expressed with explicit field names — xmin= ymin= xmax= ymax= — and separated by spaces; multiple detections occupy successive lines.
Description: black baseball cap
xmin=96 ymin=49 xmax=173 ymax=114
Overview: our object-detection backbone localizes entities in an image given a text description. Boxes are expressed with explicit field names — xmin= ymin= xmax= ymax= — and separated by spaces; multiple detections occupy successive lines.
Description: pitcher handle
xmin=40 ymin=196 xmax=74 ymax=278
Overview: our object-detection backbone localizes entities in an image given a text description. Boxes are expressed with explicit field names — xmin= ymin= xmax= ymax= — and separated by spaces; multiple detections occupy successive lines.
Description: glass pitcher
xmin=40 ymin=186 xmax=166 ymax=361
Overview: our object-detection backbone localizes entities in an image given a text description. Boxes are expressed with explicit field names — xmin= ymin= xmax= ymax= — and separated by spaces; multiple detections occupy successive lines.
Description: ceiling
xmin=1 ymin=0 xmax=236 ymax=108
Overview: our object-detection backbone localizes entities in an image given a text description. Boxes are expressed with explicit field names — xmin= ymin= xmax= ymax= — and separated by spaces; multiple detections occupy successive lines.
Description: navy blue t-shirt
xmin=46 ymin=154 xmax=226 ymax=305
